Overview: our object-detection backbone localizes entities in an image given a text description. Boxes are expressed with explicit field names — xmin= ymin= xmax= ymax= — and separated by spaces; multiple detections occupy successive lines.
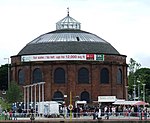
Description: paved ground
xmin=0 ymin=115 xmax=150 ymax=122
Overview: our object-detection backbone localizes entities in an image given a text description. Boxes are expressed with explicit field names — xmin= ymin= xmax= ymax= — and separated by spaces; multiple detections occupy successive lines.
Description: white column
xmin=23 ymin=86 xmax=26 ymax=110
xmin=27 ymin=86 xmax=30 ymax=112
xmin=37 ymin=82 xmax=45 ymax=116
xmin=42 ymin=83 xmax=44 ymax=117
xmin=38 ymin=84 xmax=41 ymax=115
xmin=31 ymin=85 xmax=33 ymax=108
xmin=42 ymin=83 xmax=44 ymax=102
xmin=34 ymin=84 xmax=37 ymax=112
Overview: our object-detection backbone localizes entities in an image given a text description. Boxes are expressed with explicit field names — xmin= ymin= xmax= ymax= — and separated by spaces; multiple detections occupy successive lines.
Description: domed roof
xmin=18 ymin=12 xmax=119 ymax=55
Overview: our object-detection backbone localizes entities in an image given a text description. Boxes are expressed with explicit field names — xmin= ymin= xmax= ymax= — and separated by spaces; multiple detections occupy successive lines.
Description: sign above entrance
xmin=98 ymin=96 xmax=116 ymax=102
xmin=21 ymin=54 xmax=104 ymax=62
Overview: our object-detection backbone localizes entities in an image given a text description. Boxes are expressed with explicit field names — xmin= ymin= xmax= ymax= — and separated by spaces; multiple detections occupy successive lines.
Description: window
xmin=53 ymin=91 xmax=64 ymax=101
xmin=32 ymin=68 xmax=42 ymax=83
xmin=78 ymin=67 xmax=89 ymax=84
xmin=54 ymin=68 xmax=65 ymax=84
xmin=117 ymin=68 xmax=122 ymax=84
xmin=18 ymin=69 xmax=25 ymax=85
xmin=100 ymin=68 xmax=109 ymax=84
xmin=80 ymin=91 xmax=90 ymax=103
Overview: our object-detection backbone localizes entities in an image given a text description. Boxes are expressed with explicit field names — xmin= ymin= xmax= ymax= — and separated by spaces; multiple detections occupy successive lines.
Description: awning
xmin=113 ymin=100 xmax=149 ymax=106
xmin=134 ymin=101 xmax=149 ymax=106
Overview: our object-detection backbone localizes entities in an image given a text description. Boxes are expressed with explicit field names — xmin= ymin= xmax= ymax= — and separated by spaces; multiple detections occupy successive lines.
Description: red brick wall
xmin=11 ymin=54 xmax=127 ymax=104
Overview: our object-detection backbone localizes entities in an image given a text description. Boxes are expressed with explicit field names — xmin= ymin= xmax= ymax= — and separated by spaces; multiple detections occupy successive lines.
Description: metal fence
xmin=0 ymin=111 xmax=149 ymax=121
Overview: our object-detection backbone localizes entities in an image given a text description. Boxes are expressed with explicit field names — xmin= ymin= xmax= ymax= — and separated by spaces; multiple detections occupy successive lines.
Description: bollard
xmin=30 ymin=113 xmax=35 ymax=122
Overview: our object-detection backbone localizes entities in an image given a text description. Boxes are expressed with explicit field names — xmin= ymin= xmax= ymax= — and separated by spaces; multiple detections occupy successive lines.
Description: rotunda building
xmin=11 ymin=12 xmax=128 ymax=106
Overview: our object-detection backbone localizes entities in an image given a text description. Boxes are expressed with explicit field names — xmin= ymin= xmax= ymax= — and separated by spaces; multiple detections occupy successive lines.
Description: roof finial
xmin=67 ymin=7 xmax=69 ymax=16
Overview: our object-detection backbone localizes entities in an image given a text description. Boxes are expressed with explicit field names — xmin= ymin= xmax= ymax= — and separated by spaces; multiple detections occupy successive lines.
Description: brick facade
xmin=11 ymin=54 xmax=128 ymax=105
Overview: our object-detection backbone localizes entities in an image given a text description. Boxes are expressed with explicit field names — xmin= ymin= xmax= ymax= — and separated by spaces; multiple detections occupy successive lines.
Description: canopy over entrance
xmin=113 ymin=100 xmax=149 ymax=106
xmin=98 ymin=96 xmax=116 ymax=102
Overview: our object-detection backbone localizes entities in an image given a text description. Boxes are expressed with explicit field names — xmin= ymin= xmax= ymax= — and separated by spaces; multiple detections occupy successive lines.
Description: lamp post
xmin=133 ymin=84 xmax=136 ymax=101
xmin=142 ymin=83 xmax=146 ymax=102
xmin=4 ymin=58 xmax=10 ymax=90
xmin=137 ymin=80 xmax=140 ymax=101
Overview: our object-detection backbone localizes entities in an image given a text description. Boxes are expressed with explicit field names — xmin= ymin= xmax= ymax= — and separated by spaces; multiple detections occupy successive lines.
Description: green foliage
xmin=0 ymin=98 xmax=11 ymax=111
xmin=0 ymin=64 xmax=8 ymax=89
xmin=5 ymin=81 xmax=23 ymax=103
xmin=128 ymin=58 xmax=150 ymax=103
xmin=0 ymin=65 xmax=23 ymax=109
xmin=128 ymin=72 xmax=135 ymax=94
xmin=0 ymin=64 xmax=7 ymax=78
xmin=128 ymin=58 xmax=141 ymax=73
xmin=135 ymin=68 xmax=150 ymax=102
xmin=135 ymin=68 xmax=150 ymax=87
xmin=128 ymin=58 xmax=141 ymax=95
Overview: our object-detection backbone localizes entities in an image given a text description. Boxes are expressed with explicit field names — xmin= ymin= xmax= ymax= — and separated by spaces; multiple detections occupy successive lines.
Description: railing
xmin=0 ymin=111 xmax=149 ymax=120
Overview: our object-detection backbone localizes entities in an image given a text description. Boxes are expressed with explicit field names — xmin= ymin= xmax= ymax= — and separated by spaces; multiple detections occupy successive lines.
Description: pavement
xmin=0 ymin=115 xmax=150 ymax=123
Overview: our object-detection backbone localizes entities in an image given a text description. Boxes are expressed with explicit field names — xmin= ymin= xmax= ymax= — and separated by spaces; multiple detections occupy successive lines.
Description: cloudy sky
xmin=0 ymin=0 xmax=150 ymax=68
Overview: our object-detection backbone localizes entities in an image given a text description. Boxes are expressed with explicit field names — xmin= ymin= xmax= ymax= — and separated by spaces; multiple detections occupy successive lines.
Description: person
xmin=63 ymin=105 xmax=68 ymax=118
xmin=118 ymin=105 xmax=122 ymax=116
xmin=30 ymin=108 xmax=35 ymax=121
xmin=77 ymin=106 xmax=80 ymax=117
xmin=98 ymin=108 xmax=102 ymax=120
xmin=128 ymin=106 xmax=131 ymax=118
xmin=139 ymin=108 xmax=142 ymax=120
xmin=111 ymin=106 xmax=116 ymax=116
xmin=13 ymin=110 xmax=17 ymax=120
xmin=93 ymin=107 xmax=98 ymax=120
xmin=9 ymin=110 xmax=13 ymax=120
xmin=4 ymin=110 xmax=7 ymax=120
xmin=104 ymin=106 xmax=109 ymax=119
xmin=104 ymin=106 xmax=108 ymax=118
xmin=144 ymin=108 xmax=147 ymax=120
xmin=123 ymin=105 xmax=126 ymax=117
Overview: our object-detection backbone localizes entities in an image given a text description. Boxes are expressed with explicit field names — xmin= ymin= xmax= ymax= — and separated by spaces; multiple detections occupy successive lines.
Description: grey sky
xmin=0 ymin=0 xmax=150 ymax=67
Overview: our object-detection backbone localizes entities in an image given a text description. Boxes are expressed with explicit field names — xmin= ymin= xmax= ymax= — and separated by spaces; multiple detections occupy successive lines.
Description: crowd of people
xmin=91 ymin=105 xmax=149 ymax=120
xmin=0 ymin=104 xmax=149 ymax=120
xmin=1 ymin=108 xmax=33 ymax=120
xmin=61 ymin=104 xmax=150 ymax=120
xmin=2 ymin=109 xmax=17 ymax=120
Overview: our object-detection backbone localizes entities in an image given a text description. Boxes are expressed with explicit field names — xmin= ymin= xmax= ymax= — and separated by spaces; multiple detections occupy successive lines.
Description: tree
xmin=128 ymin=58 xmax=141 ymax=74
xmin=128 ymin=58 xmax=150 ymax=103
xmin=0 ymin=65 xmax=23 ymax=110
xmin=135 ymin=68 xmax=150 ymax=102
xmin=0 ymin=98 xmax=11 ymax=111
xmin=5 ymin=81 xmax=23 ymax=103
xmin=128 ymin=58 xmax=141 ymax=99
xmin=0 ymin=64 xmax=8 ymax=90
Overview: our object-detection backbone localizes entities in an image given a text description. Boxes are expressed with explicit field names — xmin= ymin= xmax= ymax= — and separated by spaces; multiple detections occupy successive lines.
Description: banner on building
xmin=21 ymin=54 xmax=104 ymax=62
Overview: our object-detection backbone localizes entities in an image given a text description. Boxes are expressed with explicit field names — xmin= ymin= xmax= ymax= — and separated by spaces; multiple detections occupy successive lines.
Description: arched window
xmin=117 ymin=68 xmax=122 ymax=84
xmin=100 ymin=68 xmax=109 ymax=84
xmin=32 ymin=68 xmax=42 ymax=83
xmin=53 ymin=91 xmax=64 ymax=101
xmin=54 ymin=68 xmax=65 ymax=84
xmin=18 ymin=69 xmax=25 ymax=85
xmin=80 ymin=91 xmax=90 ymax=103
xmin=78 ymin=67 xmax=89 ymax=84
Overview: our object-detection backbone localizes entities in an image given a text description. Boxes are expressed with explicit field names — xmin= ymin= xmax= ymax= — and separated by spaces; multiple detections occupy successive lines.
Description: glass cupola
xmin=56 ymin=9 xmax=81 ymax=30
